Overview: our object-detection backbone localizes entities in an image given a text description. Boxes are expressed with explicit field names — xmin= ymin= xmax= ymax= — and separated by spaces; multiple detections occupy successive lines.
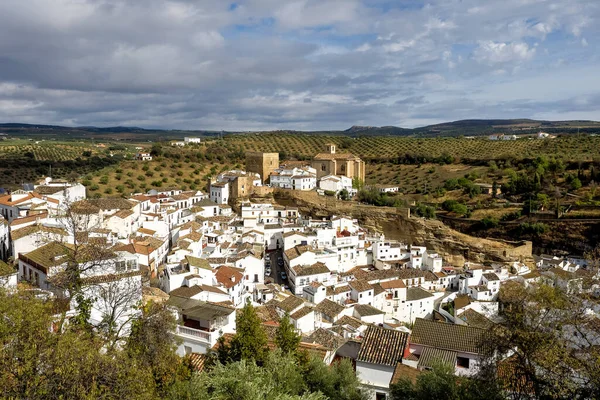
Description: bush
xmin=517 ymin=222 xmax=548 ymax=236
xmin=441 ymin=200 xmax=468 ymax=216
xmin=444 ymin=179 xmax=459 ymax=190
xmin=500 ymin=210 xmax=522 ymax=221
xmin=324 ymin=190 xmax=336 ymax=197
xmin=480 ymin=216 xmax=499 ymax=229
xmin=414 ymin=203 xmax=436 ymax=219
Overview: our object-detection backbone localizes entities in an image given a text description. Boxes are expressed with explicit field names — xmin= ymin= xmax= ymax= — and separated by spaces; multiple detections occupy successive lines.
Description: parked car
xmin=280 ymin=271 xmax=287 ymax=280
xmin=265 ymin=267 xmax=271 ymax=276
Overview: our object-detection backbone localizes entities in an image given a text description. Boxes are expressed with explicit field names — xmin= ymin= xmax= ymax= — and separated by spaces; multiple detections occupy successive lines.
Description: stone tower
xmin=245 ymin=152 xmax=279 ymax=184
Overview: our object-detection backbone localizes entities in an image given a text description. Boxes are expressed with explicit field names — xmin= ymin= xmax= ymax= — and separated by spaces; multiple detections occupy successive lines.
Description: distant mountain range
xmin=1 ymin=119 xmax=599 ymax=140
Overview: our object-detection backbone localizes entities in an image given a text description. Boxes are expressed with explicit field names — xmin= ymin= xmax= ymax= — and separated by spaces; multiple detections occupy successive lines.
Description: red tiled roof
xmin=215 ymin=265 xmax=243 ymax=289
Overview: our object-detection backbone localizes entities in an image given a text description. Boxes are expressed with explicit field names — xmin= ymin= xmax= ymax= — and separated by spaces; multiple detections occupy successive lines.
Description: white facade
xmin=270 ymin=167 xmax=316 ymax=191
xmin=318 ymin=175 xmax=354 ymax=195
xmin=136 ymin=153 xmax=152 ymax=161
xmin=210 ymin=182 xmax=229 ymax=205
xmin=0 ymin=218 xmax=9 ymax=261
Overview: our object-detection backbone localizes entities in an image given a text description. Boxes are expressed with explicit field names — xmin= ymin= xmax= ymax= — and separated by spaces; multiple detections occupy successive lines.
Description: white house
xmin=349 ymin=280 xmax=374 ymax=305
xmin=184 ymin=137 xmax=202 ymax=144
xmin=135 ymin=152 xmax=152 ymax=161
xmin=0 ymin=215 xmax=11 ymax=261
xmin=169 ymin=296 xmax=236 ymax=355
xmin=209 ymin=182 xmax=229 ymax=205
xmin=407 ymin=318 xmax=487 ymax=377
xmin=18 ymin=242 xmax=142 ymax=335
xmin=290 ymin=306 xmax=317 ymax=334
xmin=396 ymin=287 xmax=434 ymax=323
xmin=318 ymin=175 xmax=354 ymax=196
xmin=289 ymin=262 xmax=332 ymax=295
xmin=270 ymin=167 xmax=316 ymax=191
xmin=376 ymin=185 xmax=399 ymax=194
xmin=356 ymin=326 xmax=409 ymax=400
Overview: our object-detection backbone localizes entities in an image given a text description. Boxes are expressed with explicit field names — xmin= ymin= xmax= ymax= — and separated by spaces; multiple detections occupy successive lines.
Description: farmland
xmin=2 ymin=132 xmax=600 ymax=253
xmin=221 ymin=134 xmax=600 ymax=163
xmin=2 ymin=134 xmax=600 ymax=197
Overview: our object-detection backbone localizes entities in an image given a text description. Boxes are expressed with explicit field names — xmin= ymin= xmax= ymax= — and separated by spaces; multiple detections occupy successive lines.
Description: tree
xmin=228 ymin=301 xmax=269 ymax=363
xmin=0 ymin=289 xmax=157 ymax=399
xmin=126 ymin=301 xmax=189 ymax=394
xmin=338 ymin=189 xmax=350 ymax=201
xmin=303 ymin=356 xmax=368 ymax=400
xmin=168 ymin=358 xmax=326 ymax=400
xmin=389 ymin=362 xmax=502 ymax=400
xmin=150 ymin=142 xmax=163 ymax=157
xmin=38 ymin=200 xmax=145 ymax=347
xmin=481 ymin=283 xmax=600 ymax=399
xmin=352 ymin=177 xmax=363 ymax=190
xmin=275 ymin=314 xmax=301 ymax=355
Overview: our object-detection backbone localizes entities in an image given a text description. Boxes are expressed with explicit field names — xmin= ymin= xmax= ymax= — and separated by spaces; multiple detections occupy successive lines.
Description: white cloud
xmin=474 ymin=41 xmax=536 ymax=65
xmin=0 ymin=0 xmax=597 ymax=129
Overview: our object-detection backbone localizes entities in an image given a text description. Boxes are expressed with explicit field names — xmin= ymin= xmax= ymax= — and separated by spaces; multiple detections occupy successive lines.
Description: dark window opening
xmin=457 ymin=356 xmax=470 ymax=368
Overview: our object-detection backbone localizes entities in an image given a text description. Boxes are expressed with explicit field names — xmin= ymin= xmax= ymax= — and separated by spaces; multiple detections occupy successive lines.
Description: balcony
xmin=175 ymin=325 xmax=213 ymax=344
xmin=334 ymin=236 xmax=358 ymax=248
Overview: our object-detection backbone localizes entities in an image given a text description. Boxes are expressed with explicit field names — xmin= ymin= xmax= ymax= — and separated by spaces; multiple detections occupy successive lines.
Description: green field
xmin=221 ymin=134 xmax=600 ymax=162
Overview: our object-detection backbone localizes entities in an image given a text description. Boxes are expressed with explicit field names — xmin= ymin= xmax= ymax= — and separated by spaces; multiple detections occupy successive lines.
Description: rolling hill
xmin=1 ymin=119 xmax=600 ymax=140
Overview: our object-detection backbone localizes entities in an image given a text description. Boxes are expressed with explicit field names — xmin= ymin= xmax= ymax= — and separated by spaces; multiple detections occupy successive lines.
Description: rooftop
xmin=357 ymin=325 xmax=408 ymax=366
xmin=410 ymin=318 xmax=488 ymax=355
xmin=278 ymin=295 xmax=305 ymax=313
xmin=293 ymin=262 xmax=330 ymax=277
xmin=353 ymin=303 xmax=385 ymax=317
xmin=406 ymin=287 xmax=434 ymax=301
xmin=315 ymin=299 xmax=345 ymax=319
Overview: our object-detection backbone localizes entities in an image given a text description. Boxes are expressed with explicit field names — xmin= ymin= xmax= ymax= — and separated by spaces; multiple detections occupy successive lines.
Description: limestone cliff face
xmin=271 ymin=190 xmax=532 ymax=266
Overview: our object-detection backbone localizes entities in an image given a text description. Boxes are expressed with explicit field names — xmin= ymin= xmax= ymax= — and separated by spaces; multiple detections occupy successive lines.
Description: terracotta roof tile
xmin=349 ymin=280 xmax=373 ymax=293
xmin=353 ymin=304 xmax=384 ymax=317
xmin=278 ymin=295 xmax=305 ymax=313
xmin=357 ymin=326 xmax=408 ymax=366
xmin=390 ymin=363 xmax=422 ymax=385
xmin=410 ymin=318 xmax=488 ymax=355
xmin=214 ymin=266 xmax=243 ymax=289
xmin=293 ymin=262 xmax=330 ymax=277
xmin=315 ymin=299 xmax=345 ymax=319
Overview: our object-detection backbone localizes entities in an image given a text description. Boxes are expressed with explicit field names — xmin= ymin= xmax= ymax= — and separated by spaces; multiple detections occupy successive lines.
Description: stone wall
xmin=245 ymin=152 xmax=279 ymax=184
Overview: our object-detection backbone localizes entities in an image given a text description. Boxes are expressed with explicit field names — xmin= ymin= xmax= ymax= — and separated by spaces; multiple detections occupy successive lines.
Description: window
xmin=375 ymin=393 xmax=387 ymax=400
xmin=457 ymin=356 xmax=470 ymax=369
xmin=115 ymin=261 xmax=126 ymax=272
xmin=321 ymin=164 xmax=326 ymax=171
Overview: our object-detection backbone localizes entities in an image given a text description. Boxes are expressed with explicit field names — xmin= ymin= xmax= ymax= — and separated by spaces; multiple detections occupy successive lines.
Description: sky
xmin=0 ymin=0 xmax=598 ymax=130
